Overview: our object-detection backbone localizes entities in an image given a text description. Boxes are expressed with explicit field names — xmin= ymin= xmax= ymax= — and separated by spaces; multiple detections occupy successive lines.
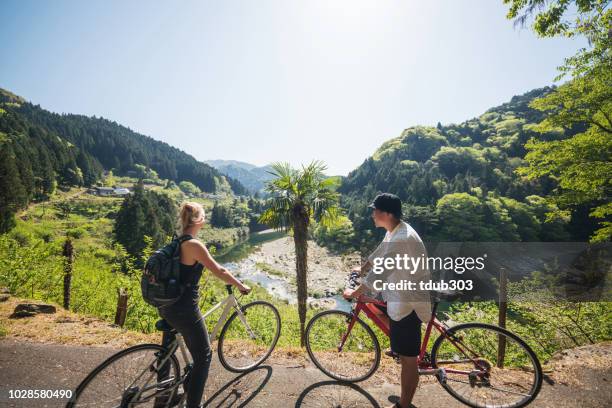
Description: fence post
xmin=497 ymin=267 xmax=507 ymax=368
xmin=115 ymin=288 xmax=128 ymax=327
xmin=62 ymin=238 xmax=74 ymax=310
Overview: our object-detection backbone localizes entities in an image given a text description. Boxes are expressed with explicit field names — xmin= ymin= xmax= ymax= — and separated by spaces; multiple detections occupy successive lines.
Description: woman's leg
xmin=180 ymin=311 xmax=212 ymax=408
xmin=154 ymin=329 xmax=178 ymax=408
xmin=161 ymin=307 xmax=212 ymax=408
xmin=157 ymin=329 xmax=176 ymax=382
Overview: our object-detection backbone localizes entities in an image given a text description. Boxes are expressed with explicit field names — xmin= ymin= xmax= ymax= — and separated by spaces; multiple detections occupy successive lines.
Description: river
xmin=217 ymin=229 xmax=352 ymax=311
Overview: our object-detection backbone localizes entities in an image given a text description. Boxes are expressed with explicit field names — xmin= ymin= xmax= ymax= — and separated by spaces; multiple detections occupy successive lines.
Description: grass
xmin=2 ymin=186 xmax=610 ymax=366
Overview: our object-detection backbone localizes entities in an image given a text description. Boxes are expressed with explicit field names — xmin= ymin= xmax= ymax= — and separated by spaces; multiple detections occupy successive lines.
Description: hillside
xmin=0 ymin=87 xmax=248 ymax=232
xmin=337 ymin=87 xmax=596 ymax=249
xmin=206 ymin=159 xmax=276 ymax=195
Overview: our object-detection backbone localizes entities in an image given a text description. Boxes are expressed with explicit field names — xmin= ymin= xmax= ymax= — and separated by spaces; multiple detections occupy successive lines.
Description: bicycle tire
xmin=430 ymin=322 xmax=543 ymax=408
xmin=217 ymin=300 xmax=281 ymax=373
xmin=66 ymin=343 xmax=181 ymax=408
xmin=305 ymin=310 xmax=381 ymax=383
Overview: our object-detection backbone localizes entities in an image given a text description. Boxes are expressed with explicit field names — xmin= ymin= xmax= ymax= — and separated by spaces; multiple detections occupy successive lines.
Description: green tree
xmin=259 ymin=161 xmax=341 ymax=346
xmin=114 ymin=180 xmax=177 ymax=267
xmin=504 ymin=0 xmax=612 ymax=242
xmin=313 ymin=215 xmax=355 ymax=253
xmin=0 ymin=141 xmax=26 ymax=232
xmin=178 ymin=180 xmax=201 ymax=196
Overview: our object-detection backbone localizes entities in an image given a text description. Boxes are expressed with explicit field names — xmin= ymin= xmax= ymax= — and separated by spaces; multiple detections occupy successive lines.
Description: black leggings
xmin=157 ymin=303 xmax=212 ymax=408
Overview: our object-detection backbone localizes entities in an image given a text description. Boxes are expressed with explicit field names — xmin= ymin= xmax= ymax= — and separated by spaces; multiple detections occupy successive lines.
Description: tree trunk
xmin=62 ymin=238 xmax=74 ymax=310
xmin=293 ymin=217 xmax=309 ymax=347
xmin=115 ymin=288 xmax=128 ymax=327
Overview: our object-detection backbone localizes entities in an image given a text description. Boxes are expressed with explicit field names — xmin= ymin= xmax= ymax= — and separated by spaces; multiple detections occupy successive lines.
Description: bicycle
xmin=66 ymin=285 xmax=281 ymax=408
xmin=305 ymin=277 xmax=543 ymax=408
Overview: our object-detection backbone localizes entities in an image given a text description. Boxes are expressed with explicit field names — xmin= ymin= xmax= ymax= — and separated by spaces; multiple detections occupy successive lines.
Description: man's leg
xmin=399 ymin=356 xmax=419 ymax=407
xmin=387 ymin=311 xmax=422 ymax=408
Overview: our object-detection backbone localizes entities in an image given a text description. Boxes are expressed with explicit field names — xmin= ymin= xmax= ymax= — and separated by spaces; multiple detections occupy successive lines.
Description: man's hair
xmin=368 ymin=193 xmax=402 ymax=218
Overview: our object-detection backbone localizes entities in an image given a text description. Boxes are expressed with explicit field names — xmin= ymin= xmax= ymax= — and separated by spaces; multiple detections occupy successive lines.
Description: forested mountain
xmin=0 ymin=88 xmax=247 ymax=232
xmin=205 ymin=159 xmax=275 ymax=194
xmin=338 ymin=87 xmax=596 ymax=249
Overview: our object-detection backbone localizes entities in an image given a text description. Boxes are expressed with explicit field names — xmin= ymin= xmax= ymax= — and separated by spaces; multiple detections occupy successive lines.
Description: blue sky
xmin=0 ymin=0 xmax=585 ymax=176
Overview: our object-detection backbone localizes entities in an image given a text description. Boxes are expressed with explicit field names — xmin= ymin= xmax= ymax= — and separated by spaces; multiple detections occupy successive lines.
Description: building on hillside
xmin=92 ymin=186 xmax=115 ymax=196
xmin=114 ymin=188 xmax=130 ymax=196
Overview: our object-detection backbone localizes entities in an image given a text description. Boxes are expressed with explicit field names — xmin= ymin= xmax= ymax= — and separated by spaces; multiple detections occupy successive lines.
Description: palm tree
xmin=259 ymin=161 xmax=341 ymax=346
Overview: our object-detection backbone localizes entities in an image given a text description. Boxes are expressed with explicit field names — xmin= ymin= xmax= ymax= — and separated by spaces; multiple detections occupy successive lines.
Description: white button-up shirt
xmin=362 ymin=220 xmax=432 ymax=323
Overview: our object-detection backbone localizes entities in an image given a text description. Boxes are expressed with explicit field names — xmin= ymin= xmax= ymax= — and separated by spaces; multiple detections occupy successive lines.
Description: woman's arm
xmin=191 ymin=241 xmax=250 ymax=294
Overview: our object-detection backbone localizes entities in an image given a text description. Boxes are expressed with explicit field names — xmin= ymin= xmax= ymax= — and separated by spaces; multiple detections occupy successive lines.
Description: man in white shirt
xmin=343 ymin=193 xmax=431 ymax=408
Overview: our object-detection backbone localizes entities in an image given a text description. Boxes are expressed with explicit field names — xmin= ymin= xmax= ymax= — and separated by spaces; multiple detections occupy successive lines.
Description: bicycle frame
xmin=343 ymin=295 xmax=489 ymax=377
xmin=126 ymin=290 xmax=255 ymax=406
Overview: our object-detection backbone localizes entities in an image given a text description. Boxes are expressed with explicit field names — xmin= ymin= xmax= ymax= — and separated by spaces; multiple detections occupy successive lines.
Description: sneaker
xmin=384 ymin=348 xmax=398 ymax=358
xmin=384 ymin=348 xmax=400 ymax=363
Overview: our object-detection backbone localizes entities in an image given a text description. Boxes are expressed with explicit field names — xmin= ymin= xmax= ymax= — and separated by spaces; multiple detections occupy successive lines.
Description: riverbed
xmin=217 ymin=230 xmax=359 ymax=311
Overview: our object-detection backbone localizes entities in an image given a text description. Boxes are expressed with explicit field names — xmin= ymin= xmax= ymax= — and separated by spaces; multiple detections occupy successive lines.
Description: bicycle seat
xmin=155 ymin=319 xmax=176 ymax=333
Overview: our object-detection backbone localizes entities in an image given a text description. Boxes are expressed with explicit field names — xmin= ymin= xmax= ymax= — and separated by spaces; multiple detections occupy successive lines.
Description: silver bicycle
xmin=66 ymin=285 xmax=281 ymax=407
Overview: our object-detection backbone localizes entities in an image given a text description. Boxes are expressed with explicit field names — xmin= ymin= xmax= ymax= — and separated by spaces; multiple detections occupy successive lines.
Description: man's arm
xmin=344 ymin=243 xmax=395 ymax=299
xmin=351 ymin=259 xmax=372 ymax=276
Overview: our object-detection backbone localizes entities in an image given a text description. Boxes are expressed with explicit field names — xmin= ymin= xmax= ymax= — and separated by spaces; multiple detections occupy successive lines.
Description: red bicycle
xmin=305 ymin=292 xmax=543 ymax=408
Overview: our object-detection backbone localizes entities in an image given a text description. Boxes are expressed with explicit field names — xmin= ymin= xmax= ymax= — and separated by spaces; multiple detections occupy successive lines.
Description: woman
xmin=155 ymin=201 xmax=250 ymax=408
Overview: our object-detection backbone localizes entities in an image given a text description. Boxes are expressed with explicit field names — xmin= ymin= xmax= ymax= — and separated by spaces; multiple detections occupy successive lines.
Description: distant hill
xmin=338 ymin=86 xmax=595 ymax=247
xmin=0 ymin=87 xmax=248 ymax=232
xmin=205 ymin=160 xmax=275 ymax=194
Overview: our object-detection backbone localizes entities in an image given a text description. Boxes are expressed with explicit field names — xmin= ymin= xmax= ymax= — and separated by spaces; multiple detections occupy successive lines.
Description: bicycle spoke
xmin=218 ymin=301 xmax=281 ymax=372
xmin=305 ymin=310 xmax=380 ymax=382
xmin=69 ymin=345 xmax=180 ymax=408
xmin=432 ymin=323 xmax=542 ymax=408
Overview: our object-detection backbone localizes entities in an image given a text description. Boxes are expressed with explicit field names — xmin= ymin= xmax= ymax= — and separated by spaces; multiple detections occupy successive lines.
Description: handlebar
xmin=347 ymin=271 xmax=360 ymax=289
xmin=226 ymin=281 xmax=251 ymax=296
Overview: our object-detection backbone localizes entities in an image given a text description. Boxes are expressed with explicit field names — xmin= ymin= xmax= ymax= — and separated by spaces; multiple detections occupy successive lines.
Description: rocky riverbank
xmin=230 ymin=236 xmax=361 ymax=308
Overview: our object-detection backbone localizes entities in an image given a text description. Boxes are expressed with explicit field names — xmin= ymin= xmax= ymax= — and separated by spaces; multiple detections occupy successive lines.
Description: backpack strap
xmin=177 ymin=234 xmax=193 ymax=243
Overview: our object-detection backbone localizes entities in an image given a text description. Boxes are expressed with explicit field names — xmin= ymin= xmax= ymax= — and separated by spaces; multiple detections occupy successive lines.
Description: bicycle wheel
xmin=66 ymin=344 xmax=181 ymax=408
xmin=305 ymin=310 xmax=380 ymax=383
xmin=218 ymin=300 xmax=281 ymax=372
xmin=431 ymin=322 xmax=542 ymax=408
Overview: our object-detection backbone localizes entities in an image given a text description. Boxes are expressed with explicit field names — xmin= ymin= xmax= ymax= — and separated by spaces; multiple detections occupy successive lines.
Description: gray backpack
xmin=141 ymin=234 xmax=193 ymax=308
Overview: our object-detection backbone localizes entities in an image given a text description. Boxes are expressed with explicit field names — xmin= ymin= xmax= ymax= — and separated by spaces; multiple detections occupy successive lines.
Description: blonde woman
xmin=155 ymin=202 xmax=250 ymax=408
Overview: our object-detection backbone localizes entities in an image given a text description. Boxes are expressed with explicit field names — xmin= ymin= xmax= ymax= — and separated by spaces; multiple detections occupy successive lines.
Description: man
xmin=343 ymin=193 xmax=431 ymax=408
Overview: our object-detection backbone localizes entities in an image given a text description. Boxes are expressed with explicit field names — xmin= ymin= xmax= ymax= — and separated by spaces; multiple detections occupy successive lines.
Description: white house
xmin=114 ymin=188 xmax=131 ymax=196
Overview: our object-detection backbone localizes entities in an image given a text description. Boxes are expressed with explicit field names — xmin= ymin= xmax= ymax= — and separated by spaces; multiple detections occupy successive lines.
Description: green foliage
xmin=337 ymin=86 xmax=602 ymax=248
xmin=259 ymin=161 xmax=342 ymax=231
xmin=432 ymin=146 xmax=487 ymax=178
xmin=177 ymin=180 xmax=201 ymax=196
xmin=433 ymin=190 xmax=570 ymax=241
xmin=210 ymin=199 xmax=250 ymax=228
xmin=114 ymin=181 xmax=177 ymax=267
xmin=0 ymin=87 xmax=249 ymax=234
xmin=504 ymin=0 xmax=610 ymax=78
xmin=373 ymin=126 xmax=448 ymax=162
xmin=313 ymin=215 xmax=355 ymax=253
xmin=447 ymin=271 xmax=612 ymax=361
xmin=504 ymin=1 xmax=611 ymax=242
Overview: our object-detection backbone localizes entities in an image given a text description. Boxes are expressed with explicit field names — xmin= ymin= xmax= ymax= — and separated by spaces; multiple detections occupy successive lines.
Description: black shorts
xmin=375 ymin=304 xmax=422 ymax=357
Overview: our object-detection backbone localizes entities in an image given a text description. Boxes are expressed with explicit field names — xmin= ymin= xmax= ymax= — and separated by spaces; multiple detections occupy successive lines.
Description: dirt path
xmin=0 ymin=337 xmax=610 ymax=408
xmin=1 ymin=297 xmax=609 ymax=407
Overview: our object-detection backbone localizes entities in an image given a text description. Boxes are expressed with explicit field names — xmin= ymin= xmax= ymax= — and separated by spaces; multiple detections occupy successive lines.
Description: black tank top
xmin=174 ymin=240 xmax=205 ymax=307
xmin=169 ymin=260 xmax=202 ymax=307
